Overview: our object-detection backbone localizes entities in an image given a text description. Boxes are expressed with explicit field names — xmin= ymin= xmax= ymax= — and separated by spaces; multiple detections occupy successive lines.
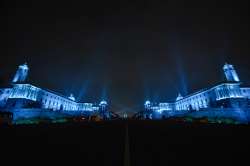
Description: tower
xmin=223 ymin=63 xmax=240 ymax=82
xmin=12 ymin=63 xmax=29 ymax=83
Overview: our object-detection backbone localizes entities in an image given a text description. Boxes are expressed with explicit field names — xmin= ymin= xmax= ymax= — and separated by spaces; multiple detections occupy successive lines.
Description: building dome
xmin=68 ymin=94 xmax=75 ymax=101
xmin=99 ymin=100 xmax=107 ymax=106
xmin=176 ymin=93 xmax=183 ymax=101
xmin=144 ymin=100 xmax=151 ymax=107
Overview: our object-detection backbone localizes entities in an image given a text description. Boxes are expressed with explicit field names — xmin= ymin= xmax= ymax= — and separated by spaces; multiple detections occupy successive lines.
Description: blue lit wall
xmin=0 ymin=83 xmax=106 ymax=113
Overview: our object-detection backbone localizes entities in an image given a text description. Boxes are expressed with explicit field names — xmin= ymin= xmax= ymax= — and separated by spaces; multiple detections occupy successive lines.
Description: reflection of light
xmin=156 ymin=108 xmax=165 ymax=114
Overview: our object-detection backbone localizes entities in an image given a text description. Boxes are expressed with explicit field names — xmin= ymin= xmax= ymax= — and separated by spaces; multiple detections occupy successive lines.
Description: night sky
xmin=1 ymin=0 xmax=250 ymax=115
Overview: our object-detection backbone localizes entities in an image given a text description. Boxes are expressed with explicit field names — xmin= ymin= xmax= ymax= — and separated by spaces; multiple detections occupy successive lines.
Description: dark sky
xmin=1 ymin=0 xmax=250 ymax=114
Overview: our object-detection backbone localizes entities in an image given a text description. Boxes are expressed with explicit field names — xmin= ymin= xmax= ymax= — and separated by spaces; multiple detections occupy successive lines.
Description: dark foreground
xmin=1 ymin=120 xmax=250 ymax=166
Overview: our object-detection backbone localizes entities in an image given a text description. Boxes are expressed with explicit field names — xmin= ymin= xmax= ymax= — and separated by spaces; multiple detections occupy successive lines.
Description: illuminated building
xmin=142 ymin=63 xmax=250 ymax=120
xmin=0 ymin=63 xmax=108 ymax=120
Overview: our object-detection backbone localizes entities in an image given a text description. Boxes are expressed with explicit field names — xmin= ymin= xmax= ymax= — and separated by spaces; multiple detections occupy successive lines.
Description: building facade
xmin=0 ymin=63 xmax=107 ymax=114
xmin=143 ymin=63 xmax=250 ymax=116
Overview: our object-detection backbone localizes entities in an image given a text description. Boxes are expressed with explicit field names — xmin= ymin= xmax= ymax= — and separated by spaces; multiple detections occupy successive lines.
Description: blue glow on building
xmin=2 ymin=83 xmax=104 ymax=112
xmin=223 ymin=63 xmax=240 ymax=82
xmin=143 ymin=63 xmax=250 ymax=119
xmin=12 ymin=63 xmax=29 ymax=83
xmin=0 ymin=63 xmax=109 ymax=118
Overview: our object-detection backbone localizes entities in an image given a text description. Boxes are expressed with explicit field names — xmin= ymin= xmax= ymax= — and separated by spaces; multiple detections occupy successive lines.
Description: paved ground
xmin=1 ymin=120 xmax=250 ymax=166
